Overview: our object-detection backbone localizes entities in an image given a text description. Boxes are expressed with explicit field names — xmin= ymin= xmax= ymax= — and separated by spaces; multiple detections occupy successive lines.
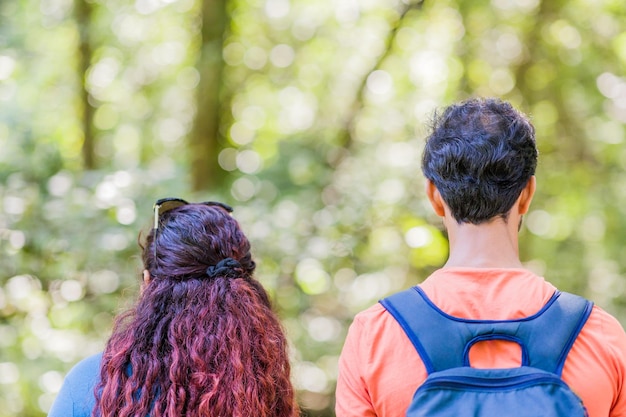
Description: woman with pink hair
xmin=49 ymin=198 xmax=298 ymax=417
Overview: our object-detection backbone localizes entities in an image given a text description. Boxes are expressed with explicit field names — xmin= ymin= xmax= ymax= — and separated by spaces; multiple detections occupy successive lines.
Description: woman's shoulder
xmin=67 ymin=352 xmax=103 ymax=378
xmin=47 ymin=352 xmax=102 ymax=417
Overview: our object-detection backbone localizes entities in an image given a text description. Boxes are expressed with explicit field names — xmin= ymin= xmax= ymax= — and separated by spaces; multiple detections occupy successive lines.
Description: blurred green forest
xmin=2 ymin=0 xmax=626 ymax=415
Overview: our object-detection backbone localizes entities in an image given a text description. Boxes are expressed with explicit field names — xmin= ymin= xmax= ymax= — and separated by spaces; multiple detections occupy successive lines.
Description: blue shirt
xmin=48 ymin=353 xmax=102 ymax=417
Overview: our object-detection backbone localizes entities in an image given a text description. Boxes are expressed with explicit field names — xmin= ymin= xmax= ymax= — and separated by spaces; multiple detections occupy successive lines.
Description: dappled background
xmin=2 ymin=0 xmax=626 ymax=415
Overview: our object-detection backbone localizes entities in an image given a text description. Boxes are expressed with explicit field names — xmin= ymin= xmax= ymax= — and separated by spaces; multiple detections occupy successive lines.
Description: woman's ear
xmin=140 ymin=270 xmax=152 ymax=295
xmin=425 ymin=180 xmax=446 ymax=217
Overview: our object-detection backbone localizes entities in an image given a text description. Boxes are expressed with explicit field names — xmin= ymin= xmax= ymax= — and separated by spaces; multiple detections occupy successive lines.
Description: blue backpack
xmin=380 ymin=286 xmax=593 ymax=417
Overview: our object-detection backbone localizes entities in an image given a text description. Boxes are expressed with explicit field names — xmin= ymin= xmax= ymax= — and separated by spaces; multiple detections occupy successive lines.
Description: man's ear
xmin=143 ymin=269 xmax=151 ymax=284
xmin=425 ymin=180 xmax=446 ymax=217
xmin=518 ymin=176 xmax=536 ymax=215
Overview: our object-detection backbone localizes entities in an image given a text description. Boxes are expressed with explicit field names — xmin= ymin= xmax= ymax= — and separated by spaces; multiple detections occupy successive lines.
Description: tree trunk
xmin=190 ymin=0 xmax=228 ymax=191
xmin=75 ymin=0 xmax=96 ymax=170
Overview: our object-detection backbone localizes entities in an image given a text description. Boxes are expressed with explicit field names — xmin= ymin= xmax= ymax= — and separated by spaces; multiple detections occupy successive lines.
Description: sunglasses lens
xmin=154 ymin=198 xmax=187 ymax=229
xmin=158 ymin=200 xmax=187 ymax=216
xmin=202 ymin=201 xmax=233 ymax=213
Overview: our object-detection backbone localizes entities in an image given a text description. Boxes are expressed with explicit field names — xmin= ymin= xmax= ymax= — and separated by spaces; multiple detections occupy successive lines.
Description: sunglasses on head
xmin=153 ymin=198 xmax=234 ymax=230
xmin=152 ymin=198 xmax=233 ymax=270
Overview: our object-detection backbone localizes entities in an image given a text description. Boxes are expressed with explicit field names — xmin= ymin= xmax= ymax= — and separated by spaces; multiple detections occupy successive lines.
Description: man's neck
xmin=444 ymin=217 xmax=525 ymax=269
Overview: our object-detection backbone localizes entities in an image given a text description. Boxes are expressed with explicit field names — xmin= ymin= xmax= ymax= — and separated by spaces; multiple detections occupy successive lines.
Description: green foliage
xmin=2 ymin=0 xmax=626 ymax=416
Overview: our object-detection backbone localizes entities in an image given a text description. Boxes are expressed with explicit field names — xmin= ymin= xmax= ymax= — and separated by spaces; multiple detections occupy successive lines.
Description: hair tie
xmin=206 ymin=258 xmax=243 ymax=279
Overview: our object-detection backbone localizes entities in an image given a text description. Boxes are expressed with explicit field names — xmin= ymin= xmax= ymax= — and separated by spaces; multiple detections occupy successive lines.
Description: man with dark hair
xmin=335 ymin=98 xmax=626 ymax=417
xmin=422 ymin=98 xmax=537 ymax=225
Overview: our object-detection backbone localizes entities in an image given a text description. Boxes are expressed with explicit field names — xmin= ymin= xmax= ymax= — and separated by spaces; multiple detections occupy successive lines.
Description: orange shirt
xmin=336 ymin=268 xmax=626 ymax=417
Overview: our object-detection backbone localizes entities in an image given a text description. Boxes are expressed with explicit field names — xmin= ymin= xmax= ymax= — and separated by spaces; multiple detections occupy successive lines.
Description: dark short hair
xmin=422 ymin=98 xmax=537 ymax=224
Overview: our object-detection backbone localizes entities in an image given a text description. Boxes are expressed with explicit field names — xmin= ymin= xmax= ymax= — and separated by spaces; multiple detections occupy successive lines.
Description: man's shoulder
xmin=353 ymin=300 xmax=387 ymax=320
xmin=349 ymin=291 xmax=417 ymax=342
xmin=352 ymin=295 xmax=403 ymax=326
xmin=584 ymin=305 xmax=626 ymax=349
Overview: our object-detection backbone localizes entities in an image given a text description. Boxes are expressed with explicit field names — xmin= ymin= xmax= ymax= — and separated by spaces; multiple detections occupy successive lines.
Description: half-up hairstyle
xmin=94 ymin=203 xmax=298 ymax=417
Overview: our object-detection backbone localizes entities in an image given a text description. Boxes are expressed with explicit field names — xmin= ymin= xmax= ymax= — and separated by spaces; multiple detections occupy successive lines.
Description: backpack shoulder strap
xmin=379 ymin=287 xmax=593 ymax=375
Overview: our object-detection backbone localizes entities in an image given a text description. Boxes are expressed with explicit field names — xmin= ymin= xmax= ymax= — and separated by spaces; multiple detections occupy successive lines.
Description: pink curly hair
xmin=93 ymin=203 xmax=298 ymax=417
